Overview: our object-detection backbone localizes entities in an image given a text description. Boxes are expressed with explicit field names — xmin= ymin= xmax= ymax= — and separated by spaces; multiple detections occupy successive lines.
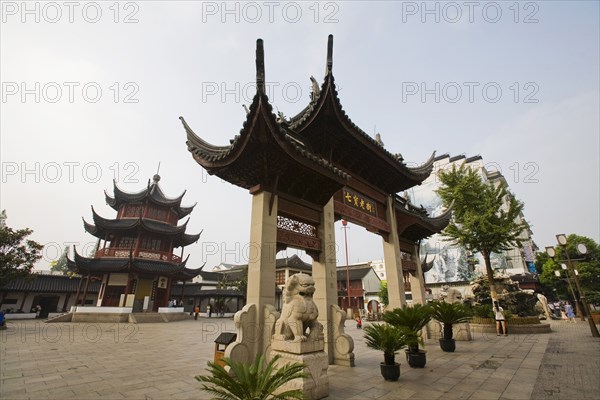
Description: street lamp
xmin=341 ymin=220 xmax=351 ymax=314
xmin=546 ymin=234 xmax=599 ymax=337
xmin=554 ymin=267 xmax=578 ymax=311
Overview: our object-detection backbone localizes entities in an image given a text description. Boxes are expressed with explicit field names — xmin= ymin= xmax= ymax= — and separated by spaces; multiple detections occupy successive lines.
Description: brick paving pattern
xmin=1 ymin=318 xmax=598 ymax=399
xmin=530 ymin=320 xmax=600 ymax=399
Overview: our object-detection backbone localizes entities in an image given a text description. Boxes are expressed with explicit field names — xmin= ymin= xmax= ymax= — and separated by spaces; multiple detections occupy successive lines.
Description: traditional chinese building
xmin=68 ymin=175 xmax=203 ymax=312
xmin=181 ymin=36 xmax=451 ymax=365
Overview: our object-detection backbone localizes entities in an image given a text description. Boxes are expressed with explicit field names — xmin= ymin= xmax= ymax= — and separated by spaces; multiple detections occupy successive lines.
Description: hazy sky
xmin=1 ymin=1 xmax=598 ymax=270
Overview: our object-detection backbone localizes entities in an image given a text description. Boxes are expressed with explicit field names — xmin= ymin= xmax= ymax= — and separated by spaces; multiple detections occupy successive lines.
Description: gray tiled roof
xmin=1 ymin=275 xmax=100 ymax=293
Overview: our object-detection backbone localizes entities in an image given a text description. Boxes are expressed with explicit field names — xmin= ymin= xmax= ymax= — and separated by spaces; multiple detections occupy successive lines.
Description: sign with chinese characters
xmin=343 ymin=188 xmax=377 ymax=216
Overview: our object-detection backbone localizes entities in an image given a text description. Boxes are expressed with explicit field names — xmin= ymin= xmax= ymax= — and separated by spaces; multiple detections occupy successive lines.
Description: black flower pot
xmin=380 ymin=362 xmax=400 ymax=381
xmin=405 ymin=349 xmax=427 ymax=368
xmin=439 ymin=338 xmax=456 ymax=352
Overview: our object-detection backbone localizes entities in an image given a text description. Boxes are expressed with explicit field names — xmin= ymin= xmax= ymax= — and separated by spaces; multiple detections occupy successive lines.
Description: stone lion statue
xmin=274 ymin=273 xmax=323 ymax=342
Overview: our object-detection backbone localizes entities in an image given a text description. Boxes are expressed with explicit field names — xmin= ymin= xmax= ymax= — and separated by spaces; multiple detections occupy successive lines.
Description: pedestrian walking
xmin=207 ymin=305 xmax=211 ymax=318
xmin=493 ymin=301 xmax=507 ymax=336
xmin=565 ymin=302 xmax=576 ymax=323
xmin=194 ymin=305 xmax=199 ymax=320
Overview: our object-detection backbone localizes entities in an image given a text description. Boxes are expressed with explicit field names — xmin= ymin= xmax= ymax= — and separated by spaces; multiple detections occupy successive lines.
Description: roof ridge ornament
xmin=310 ymin=76 xmax=320 ymax=101
xmin=256 ymin=38 xmax=265 ymax=94
xmin=326 ymin=34 xmax=333 ymax=74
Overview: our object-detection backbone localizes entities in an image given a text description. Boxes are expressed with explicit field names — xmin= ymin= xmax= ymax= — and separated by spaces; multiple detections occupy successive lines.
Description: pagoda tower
xmin=68 ymin=174 xmax=202 ymax=312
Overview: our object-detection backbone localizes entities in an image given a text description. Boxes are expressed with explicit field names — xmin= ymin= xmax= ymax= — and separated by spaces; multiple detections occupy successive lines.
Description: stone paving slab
xmin=1 ymin=318 xmax=598 ymax=399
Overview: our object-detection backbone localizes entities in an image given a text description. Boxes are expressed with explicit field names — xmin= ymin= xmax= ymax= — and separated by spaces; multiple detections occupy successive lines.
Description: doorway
xmin=31 ymin=295 xmax=60 ymax=318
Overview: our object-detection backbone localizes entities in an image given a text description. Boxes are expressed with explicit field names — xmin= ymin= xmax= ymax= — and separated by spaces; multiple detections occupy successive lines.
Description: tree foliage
xmin=436 ymin=164 xmax=528 ymax=300
xmin=50 ymin=246 xmax=69 ymax=273
xmin=378 ymin=281 xmax=389 ymax=307
xmin=0 ymin=223 xmax=43 ymax=287
xmin=538 ymin=234 xmax=600 ymax=306
xmin=232 ymin=268 xmax=248 ymax=296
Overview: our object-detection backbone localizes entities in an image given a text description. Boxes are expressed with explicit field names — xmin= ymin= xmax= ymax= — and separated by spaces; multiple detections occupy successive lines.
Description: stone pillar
xmin=313 ymin=199 xmax=341 ymax=365
xmin=410 ymin=243 xmax=427 ymax=305
xmin=382 ymin=195 xmax=406 ymax=309
xmin=245 ymin=190 xmax=278 ymax=356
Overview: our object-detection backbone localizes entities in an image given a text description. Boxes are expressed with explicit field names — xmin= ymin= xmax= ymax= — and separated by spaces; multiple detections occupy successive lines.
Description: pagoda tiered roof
xmin=105 ymin=177 xmax=196 ymax=218
xmin=183 ymin=35 xmax=435 ymax=201
xmin=67 ymin=248 xmax=203 ymax=281
xmin=83 ymin=207 xmax=201 ymax=247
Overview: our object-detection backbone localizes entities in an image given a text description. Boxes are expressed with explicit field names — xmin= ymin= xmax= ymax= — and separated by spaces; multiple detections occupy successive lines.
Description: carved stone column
xmin=313 ymin=198 xmax=354 ymax=366
xmin=410 ymin=243 xmax=427 ymax=305
xmin=382 ymin=195 xmax=406 ymax=309
xmin=226 ymin=190 xmax=278 ymax=362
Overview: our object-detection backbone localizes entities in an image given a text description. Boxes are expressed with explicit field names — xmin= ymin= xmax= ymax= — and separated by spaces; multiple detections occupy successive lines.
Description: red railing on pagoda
xmin=96 ymin=248 xmax=182 ymax=263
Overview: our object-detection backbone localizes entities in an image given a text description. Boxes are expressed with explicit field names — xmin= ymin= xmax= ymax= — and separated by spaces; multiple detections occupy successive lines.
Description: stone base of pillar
xmin=331 ymin=305 xmax=355 ymax=366
xmin=271 ymin=349 xmax=329 ymax=400
xmin=224 ymin=303 xmax=280 ymax=364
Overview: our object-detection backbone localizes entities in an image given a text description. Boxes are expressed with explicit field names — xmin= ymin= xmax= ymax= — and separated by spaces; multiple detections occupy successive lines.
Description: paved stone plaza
xmin=1 ymin=318 xmax=598 ymax=399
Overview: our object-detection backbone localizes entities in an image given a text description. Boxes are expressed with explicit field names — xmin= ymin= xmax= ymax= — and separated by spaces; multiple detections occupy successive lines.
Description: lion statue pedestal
xmin=271 ymin=273 xmax=329 ymax=400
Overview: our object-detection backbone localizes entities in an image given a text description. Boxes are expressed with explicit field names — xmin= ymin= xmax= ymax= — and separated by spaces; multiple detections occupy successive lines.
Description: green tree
xmin=196 ymin=354 xmax=306 ymax=400
xmin=378 ymin=281 xmax=389 ymax=307
xmin=539 ymin=234 xmax=600 ymax=306
xmin=232 ymin=268 xmax=248 ymax=296
xmin=50 ymin=246 xmax=69 ymax=273
xmin=436 ymin=164 xmax=528 ymax=302
xmin=0 ymin=223 xmax=43 ymax=287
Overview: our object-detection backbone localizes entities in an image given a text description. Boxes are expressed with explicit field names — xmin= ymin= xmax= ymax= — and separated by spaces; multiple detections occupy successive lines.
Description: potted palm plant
xmin=195 ymin=354 xmax=306 ymax=400
xmin=383 ymin=304 xmax=432 ymax=368
xmin=430 ymin=301 xmax=471 ymax=352
xmin=363 ymin=322 xmax=408 ymax=381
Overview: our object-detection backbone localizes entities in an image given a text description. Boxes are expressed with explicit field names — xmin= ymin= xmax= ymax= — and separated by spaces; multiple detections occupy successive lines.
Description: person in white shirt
xmin=493 ymin=301 xmax=507 ymax=336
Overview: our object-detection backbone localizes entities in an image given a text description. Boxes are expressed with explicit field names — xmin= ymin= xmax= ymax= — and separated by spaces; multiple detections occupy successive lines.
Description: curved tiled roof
xmin=395 ymin=196 xmax=453 ymax=241
xmin=280 ymin=35 xmax=435 ymax=192
xmin=83 ymin=208 xmax=201 ymax=247
xmin=183 ymin=36 xmax=435 ymax=197
xmin=1 ymin=274 xmax=100 ymax=293
xmin=105 ymin=178 xmax=196 ymax=218
xmin=182 ymin=92 xmax=349 ymax=181
xmin=67 ymin=249 xmax=203 ymax=281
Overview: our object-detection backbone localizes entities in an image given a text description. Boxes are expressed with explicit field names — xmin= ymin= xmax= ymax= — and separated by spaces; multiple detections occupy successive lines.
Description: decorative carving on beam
xmin=276 ymin=215 xmax=322 ymax=258
xmin=276 ymin=229 xmax=322 ymax=252
xmin=333 ymin=201 xmax=390 ymax=234
xmin=277 ymin=216 xmax=317 ymax=237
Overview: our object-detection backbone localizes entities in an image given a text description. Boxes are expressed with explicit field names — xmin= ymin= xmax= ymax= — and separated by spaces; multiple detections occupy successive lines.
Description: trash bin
xmin=213 ymin=332 xmax=237 ymax=367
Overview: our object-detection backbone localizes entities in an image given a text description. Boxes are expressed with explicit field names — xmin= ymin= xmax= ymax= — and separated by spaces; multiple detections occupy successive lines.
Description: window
xmin=118 ymin=236 xmax=137 ymax=249
xmin=147 ymin=206 xmax=168 ymax=221
xmin=140 ymin=236 xmax=161 ymax=251
xmin=123 ymin=204 xmax=142 ymax=218
xmin=276 ymin=271 xmax=286 ymax=285
xmin=351 ymin=280 xmax=362 ymax=289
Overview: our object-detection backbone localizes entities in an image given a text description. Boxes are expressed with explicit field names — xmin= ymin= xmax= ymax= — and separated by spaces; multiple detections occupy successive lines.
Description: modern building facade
xmin=409 ymin=154 xmax=537 ymax=285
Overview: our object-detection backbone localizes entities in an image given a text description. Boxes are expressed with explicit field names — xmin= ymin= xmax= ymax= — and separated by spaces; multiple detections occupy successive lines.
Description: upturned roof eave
xmin=183 ymin=88 xmax=350 ymax=187
xmin=281 ymin=35 xmax=435 ymax=189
